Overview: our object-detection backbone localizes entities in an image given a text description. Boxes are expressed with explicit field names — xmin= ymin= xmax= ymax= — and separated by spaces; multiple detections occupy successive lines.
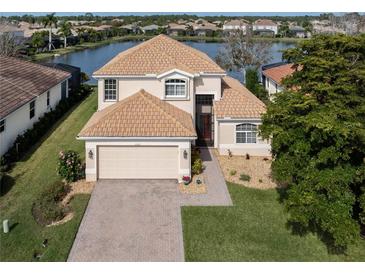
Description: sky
xmin=0 ymin=12 xmax=353 ymax=17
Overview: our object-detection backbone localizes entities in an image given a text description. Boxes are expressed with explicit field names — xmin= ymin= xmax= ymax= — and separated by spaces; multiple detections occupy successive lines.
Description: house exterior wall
xmin=217 ymin=119 xmax=271 ymax=156
xmin=97 ymin=74 xmax=222 ymax=120
xmin=0 ymin=81 xmax=68 ymax=156
xmin=253 ymin=25 xmax=278 ymax=35
xmin=83 ymin=139 xmax=191 ymax=182
xmin=265 ymin=77 xmax=283 ymax=98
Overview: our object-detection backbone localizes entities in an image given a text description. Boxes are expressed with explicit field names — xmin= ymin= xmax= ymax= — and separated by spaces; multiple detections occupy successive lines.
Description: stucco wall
xmin=265 ymin=77 xmax=283 ymax=98
xmin=84 ymin=139 xmax=192 ymax=182
xmin=217 ymin=119 xmax=271 ymax=156
xmin=0 ymin=81 xmax=67 ymax=156
xmin=97 ymin=74 xmax=222 ymax=120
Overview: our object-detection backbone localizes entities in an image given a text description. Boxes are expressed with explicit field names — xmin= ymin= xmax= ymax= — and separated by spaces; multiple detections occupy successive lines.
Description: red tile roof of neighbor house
xmin=214 ymin=76 xmax=266 ymax=119
xmin=262 ymin=63 xmax=296 ymax=84
xmin=93 ymin=34 xmax=225 ymax=76
xmin=254 ymin=19 xmax=277 ymax=26
xmin=78 ymin=90 xmax=197 ymax=138
xmin=0 ymin=56 xmax=70 ymax=119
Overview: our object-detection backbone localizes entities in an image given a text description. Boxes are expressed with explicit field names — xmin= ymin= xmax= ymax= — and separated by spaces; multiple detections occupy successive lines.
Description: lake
xmin=49 ymin=40 xmax=296 ymax=84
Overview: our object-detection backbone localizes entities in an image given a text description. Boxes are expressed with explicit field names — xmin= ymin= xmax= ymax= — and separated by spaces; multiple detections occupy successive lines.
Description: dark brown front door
xmin=196 ymin=95 xmax=214 ymax=146
xmin=202 ymin=114 xmax=211 ymax=140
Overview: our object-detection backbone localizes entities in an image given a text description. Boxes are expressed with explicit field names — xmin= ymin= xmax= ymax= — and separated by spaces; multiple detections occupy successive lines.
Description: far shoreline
xmin=31 ymin=34 xmax=304 ymax=62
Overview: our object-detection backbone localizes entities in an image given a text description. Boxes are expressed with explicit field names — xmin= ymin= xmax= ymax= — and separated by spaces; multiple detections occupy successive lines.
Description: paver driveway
xmin=68 ymin=180 xmax=184 ymax=262
xmin=68 ymin=149 xmax=232 ymax=262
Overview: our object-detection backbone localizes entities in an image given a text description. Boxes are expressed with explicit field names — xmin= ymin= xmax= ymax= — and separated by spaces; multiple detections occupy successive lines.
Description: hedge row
xmin=0 ymin=84 xmax=93 ymax=171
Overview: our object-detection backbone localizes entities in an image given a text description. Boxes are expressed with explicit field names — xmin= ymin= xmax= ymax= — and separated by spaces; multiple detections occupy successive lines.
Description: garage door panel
xmin=98 ymin=146 xmax=178 ymax=179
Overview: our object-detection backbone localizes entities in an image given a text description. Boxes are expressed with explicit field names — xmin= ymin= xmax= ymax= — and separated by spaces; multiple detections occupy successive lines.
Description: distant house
xmin=289 ymin=26 xmax=308 ymax=38
xmin=223 ymin=19 xmax=249 ymax=34
xmin=191 ymin=22 xmax=218 ymax=36
xmin=253 ymin=19 xmax=278 ymax=35
xmin=261 ymin=62 xmax=296 ymax=98
xmin=167 ymin=23 xmax=187 ymax=36
xmin=0 ymin=23 xmax=24 ymax=42
xmin=0 ymin=56 xmax=71 ymax=156
xmin=141 ymin=24 xmax=160 ymax=35
xmin=119 ymin=24 xmax=141 ymax=34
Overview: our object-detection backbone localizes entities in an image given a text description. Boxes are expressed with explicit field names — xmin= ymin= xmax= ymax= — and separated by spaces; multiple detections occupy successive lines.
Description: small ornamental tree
xmin=260 ymin=34 xmax=365 ymax=250
xmin=57 ymin=150 xmax=84 ymax=182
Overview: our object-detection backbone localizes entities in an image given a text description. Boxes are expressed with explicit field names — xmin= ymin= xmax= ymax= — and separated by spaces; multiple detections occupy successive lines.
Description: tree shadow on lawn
xmin=275 ymin=186 xmax=349 ymax=255
xmin=0 ymin=171 xmax=26 ymax=196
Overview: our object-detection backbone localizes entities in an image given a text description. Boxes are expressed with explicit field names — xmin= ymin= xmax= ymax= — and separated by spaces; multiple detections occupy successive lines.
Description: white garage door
xmin=98 ymin=146 xmax=178 ymax=179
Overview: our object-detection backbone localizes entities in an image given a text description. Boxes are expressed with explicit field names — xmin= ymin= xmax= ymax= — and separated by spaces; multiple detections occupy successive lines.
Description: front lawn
xmin=182 ymin=182 xmax=365 ymax=261
xmin=0 ymin=91 xmax=97 ymax=261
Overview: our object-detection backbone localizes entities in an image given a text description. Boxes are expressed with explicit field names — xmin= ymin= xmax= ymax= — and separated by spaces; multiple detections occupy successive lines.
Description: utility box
xmin=3 ymin=219 xmax=9 ymax=233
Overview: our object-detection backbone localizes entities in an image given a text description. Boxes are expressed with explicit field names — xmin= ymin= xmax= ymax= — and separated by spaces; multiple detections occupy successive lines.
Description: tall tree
xmin=245 ymin=67 xmax=269 ymax=104
xmin=42 ymin=12 xmax=58 ymax=51
xmin=260 ymin=34 xmax=365 ymax=250
xmin=216 ymin=27 xmax=272 ymax=72
xmin=30 ymin=31 xmax=46 ymax=53
xmin=58 ymin=21 xmax=72 ymax=48
xmin=0 ymin=33 xmax=20 ymax=57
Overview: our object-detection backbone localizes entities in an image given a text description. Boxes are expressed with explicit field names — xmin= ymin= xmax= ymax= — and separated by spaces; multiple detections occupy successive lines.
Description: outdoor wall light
xmin=183 ymin=149 xmax=188 ymax=159
xmin=88 ymin=149 xmax=93 ymax=159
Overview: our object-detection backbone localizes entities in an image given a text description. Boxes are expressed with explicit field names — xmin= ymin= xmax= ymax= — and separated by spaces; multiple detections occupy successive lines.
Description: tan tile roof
xmin=93 ymin=34 xmax=225 ymax=76
xmin=78 ymin=90 xmax=197 ymax=138
xmin=254 ymin=19 xmax=277 ymax=26
xmin=214 ymin=76 xmax=266 ymax=119
xmin=0 ymin=56 xmax=70 ymax=119
xmin=224 ymin=19 xmax=249 ymax=26
xmin=262 ymin=63 xmax=296 ymax=84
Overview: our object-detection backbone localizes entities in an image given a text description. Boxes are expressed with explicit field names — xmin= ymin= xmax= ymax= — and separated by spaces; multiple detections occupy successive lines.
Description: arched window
xmin=236 ymin=123 xmax=257 ymax=143
xmin=165 ymin=79 xmax=187 ymax=97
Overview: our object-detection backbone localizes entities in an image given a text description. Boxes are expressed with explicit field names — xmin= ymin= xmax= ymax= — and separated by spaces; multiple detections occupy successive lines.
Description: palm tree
xmin=31 ymin=31 xmax=46 ymax=53
xmin=58 ymin=21 xmax=72 ymax=48
xmin=42 ymin=12 xmax=58 ymax=51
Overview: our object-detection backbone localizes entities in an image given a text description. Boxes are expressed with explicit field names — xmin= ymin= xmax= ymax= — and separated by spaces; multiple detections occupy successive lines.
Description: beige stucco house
xmin=0 ymin=56 xmax=70 ymax=156
xmin=78 ymin=34 xmax=270 ymax=182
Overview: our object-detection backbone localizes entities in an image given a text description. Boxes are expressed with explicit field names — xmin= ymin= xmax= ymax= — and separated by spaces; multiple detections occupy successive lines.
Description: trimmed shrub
xmin=239 ymin=173 xmax=251 ymax=182
xmin=57 ymin=150 xmax=84 ymax=183
xmin=32 ymin=181 xmax=70 ymax=226
xmin=229 ymin=170 xmax=237 ymax=176
xmin=192 ymin=158 xmax=203 ymax=175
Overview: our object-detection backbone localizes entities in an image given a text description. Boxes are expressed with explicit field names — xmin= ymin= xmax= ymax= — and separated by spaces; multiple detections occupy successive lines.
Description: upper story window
xmin=104 ymin=79 xmax=117 ymax=101
xmin=29 ymin=100 xmax=35 ymax=119
xmin=236 ymin=123 xmax=257 ymax=143
xmin=165 ymin=79 xmax=187 ymax=98
xmin=0 ymin=119 xmax=5 ymax=133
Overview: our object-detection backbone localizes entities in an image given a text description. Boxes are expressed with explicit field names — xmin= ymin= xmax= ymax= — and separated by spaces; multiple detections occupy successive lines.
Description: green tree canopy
xmin=260 ymin=34 xmax=365 ymax=250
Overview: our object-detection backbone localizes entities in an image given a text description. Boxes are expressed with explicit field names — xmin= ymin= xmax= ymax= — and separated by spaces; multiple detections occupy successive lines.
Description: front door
xmin=196 ymin=95 xmax=214 ymax=146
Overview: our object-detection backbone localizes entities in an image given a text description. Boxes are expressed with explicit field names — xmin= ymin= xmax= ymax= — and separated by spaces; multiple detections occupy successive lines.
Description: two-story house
xmin=78 ymin=35 xmax=270 ymax=182
xmin=252 ymin=19 xmax=278 ymax=36
xmin=0 ymin=56 xmax=70 ymax=156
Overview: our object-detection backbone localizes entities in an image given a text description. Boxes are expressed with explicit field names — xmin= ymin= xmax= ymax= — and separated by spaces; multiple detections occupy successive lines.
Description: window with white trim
xmin=236 ymin=123 xmax=257 ymax=143
xmin=29 ymin=101 xmax=35 ymax=119
xmin=165 ymin=79 xmax=187 ymax=97
xmin=104 ymin=79 xmax=117 ymax=101
xmin=0 ymin=119 xmax=5 ymax=133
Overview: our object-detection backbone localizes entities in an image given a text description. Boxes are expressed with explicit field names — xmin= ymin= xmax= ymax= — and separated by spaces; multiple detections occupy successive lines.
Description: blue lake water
xmin=49 ymin=40 xmax=295 ymax=84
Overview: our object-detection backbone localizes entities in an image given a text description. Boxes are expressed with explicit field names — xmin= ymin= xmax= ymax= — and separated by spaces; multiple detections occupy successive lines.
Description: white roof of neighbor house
xmin=142 ymin=24 xmax=160 ymax=31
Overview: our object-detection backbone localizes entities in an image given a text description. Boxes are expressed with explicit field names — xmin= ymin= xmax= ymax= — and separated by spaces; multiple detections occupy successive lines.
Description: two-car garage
xmin=97 ymin=146 xmax=179 ymax=179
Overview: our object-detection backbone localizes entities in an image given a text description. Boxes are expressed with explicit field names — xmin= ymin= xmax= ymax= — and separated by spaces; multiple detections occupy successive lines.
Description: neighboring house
xmin=141 ymin=24 xmax=160 ymax=35
xmin=261 ymin=62 xmax=296 ymax=98
xmin=78 ymin=34 xmax=270 ymax=182
xmin=44 ymin=63 xmax=81 ymax=93
xmin=167 ymin=23 xmax=187 ymax=36
xmin=190 ymin=22 xmax=218 ymax=36
xmin=252 ymin=19 xmax=278 ymax=35
xmin=0 ymin=23 xmax=24 ymax=43
xmin=222 ymin=19 xmax=249 ymax=34
xmin=289 ymin=26 xmax=308 ymax=38
xmin=119 ymin=24 xmax=141 ymax=34
xmin=0 ymin=56 xmax=70 ymax=156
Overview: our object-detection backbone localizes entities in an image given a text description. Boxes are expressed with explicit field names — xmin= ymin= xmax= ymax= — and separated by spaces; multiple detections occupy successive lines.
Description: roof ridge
xmin=138 ymin=90 xmax=193 ymax=135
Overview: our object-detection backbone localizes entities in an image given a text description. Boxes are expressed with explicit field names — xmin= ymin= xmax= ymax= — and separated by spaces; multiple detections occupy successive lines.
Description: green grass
xmin=182 ymin=182 xmax=365 ymax=261
xmin=0 ymin=91 xmax=97 ymax=261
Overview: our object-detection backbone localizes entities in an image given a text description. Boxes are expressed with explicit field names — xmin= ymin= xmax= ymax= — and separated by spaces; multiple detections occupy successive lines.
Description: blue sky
xmin=0 ymin=12 xmax=353 ymax=17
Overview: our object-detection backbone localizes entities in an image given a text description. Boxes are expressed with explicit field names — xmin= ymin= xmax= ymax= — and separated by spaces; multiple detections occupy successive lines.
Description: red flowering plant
xmin=57 ymin=150 xmax=84 ymax=182
xmin=182 ymin=175 xmax=191 ymax=185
